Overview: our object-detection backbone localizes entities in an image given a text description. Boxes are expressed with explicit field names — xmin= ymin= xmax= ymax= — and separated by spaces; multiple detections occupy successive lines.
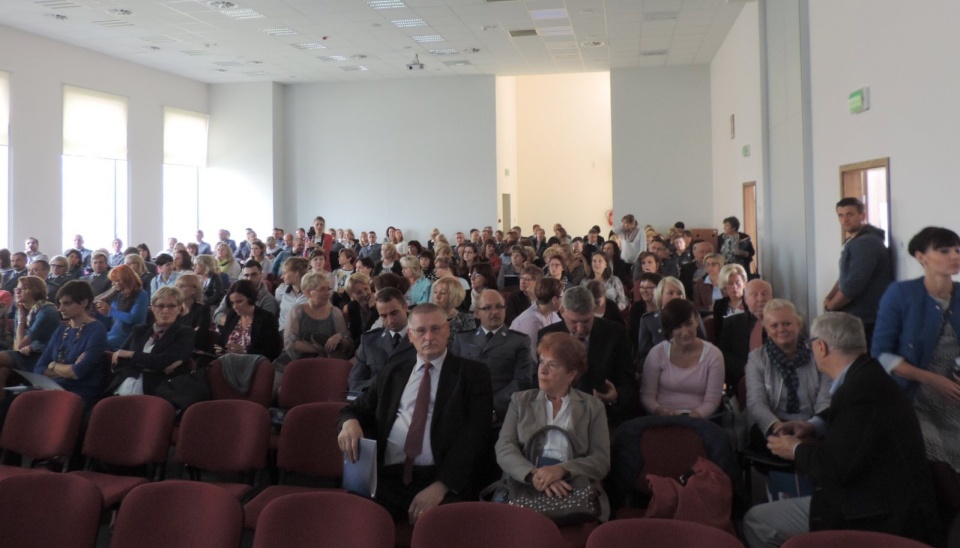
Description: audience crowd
xmin=0 ymin=204 xmax=955 ymax=547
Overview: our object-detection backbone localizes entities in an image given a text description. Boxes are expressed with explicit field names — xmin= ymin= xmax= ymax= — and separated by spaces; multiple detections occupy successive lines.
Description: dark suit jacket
xmin=372 ymin=260 xmax=403 ymax=277
xmin=716 ymin=311 xmax=762 ymax=389
xmin=712 ymin=298 xmax=750 ymax=343
xmin=795 ymin=356 xmax=940 ymax=544
xmin=679 ymin=261 xmax=700 ymax=302
xmin=348 ymin=328 xmax=417 ymax=392
xmin=451 ymin=326 xmax=532 ymax=422
xmin=538 ymin=317 xmax=636 ymax=427
xmin=219 ymin=306 xmax=282 ymax=361
xmin=338 ymin=353 xmax=493 ymax=495
xmin=107 ymin=323 xmax=196 ymax=395
xmin=504 ymin=291 xmax=530 ymax=327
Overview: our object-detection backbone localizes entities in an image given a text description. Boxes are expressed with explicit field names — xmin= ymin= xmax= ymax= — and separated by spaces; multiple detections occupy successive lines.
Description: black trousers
xmin=375 ymin=464 xmax=463 ymax=522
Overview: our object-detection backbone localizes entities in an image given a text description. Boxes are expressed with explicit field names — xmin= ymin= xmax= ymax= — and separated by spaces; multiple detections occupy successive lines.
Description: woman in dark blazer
xmin=217 ymin=280 xmax=282 ymax=361
xmin=107 ymin=286 xmax=195 ymax=395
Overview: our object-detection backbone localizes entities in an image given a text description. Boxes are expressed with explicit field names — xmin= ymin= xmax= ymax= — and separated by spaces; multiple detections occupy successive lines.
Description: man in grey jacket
xmin=823 ymin=197 xmax=892 ymax=347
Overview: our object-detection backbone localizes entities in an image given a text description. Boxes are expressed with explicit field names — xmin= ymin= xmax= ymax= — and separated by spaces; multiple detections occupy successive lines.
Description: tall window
xmin=0 ymin=71 xmax=9 ymax=249
xmin=162 ymin=107 xmax=207 ymax=244
xmin=62 ymin=86 xmax=128 ymax=252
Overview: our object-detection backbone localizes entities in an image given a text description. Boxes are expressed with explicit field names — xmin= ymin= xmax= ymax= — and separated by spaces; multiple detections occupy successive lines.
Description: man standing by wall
xmin=612 ymin=214 xmax=643 ymax=265
xmin=823 ymin=197 xmax=892 ymax=347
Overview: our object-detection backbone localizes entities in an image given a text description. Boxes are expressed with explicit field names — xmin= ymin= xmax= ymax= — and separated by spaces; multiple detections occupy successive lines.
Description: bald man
xmin=718 ymin=278 xmax=773 ymax=388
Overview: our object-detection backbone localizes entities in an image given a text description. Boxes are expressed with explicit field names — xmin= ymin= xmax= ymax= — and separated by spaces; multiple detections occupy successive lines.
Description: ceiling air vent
xmin=641 ymin=49 xmax=668 ymax=56
xmin=509 ymin=29 xmax=537 ymax=38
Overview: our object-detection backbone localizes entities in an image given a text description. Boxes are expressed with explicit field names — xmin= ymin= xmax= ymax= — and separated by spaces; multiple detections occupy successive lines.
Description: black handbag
xmin=482 ymin=425 xmax=601 ymax=525
xmin=154 ymin=367 xmax=210 ymax=417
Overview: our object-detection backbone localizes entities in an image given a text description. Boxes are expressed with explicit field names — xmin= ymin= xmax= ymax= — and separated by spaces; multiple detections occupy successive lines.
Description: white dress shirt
xmin=385 ymin=351 xmax=447 ymax=466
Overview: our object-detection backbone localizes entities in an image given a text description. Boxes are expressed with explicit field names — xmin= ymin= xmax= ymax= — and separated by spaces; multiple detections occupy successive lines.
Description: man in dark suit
xmin=452 ymin=289 xmax=532 ymax=425
xmin=348 ymin=288 xmax=416 ymax=392
xmin=717 ymin=278 xmax=772 ymax=388
xmin=82 ymin=252 xmax=112 ymax=296
xmin=538 ymin=286 xmax=636 ymax=428
xmin=743 ymin=312 xmax=941 ymax=547
xmin=1 ymin=252 xmax=28 ymax=294
xmin=106 ymin=285 xmax=195 ymax=395
xmin=338 ymin=303 xmax=493 ymax=523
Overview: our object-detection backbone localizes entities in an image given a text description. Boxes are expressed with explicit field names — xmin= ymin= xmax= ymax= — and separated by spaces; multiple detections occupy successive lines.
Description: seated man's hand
xmin=767 ymin=434 xmax=801 ymax=461
xmin=337 ymin=419 xmax=362 ymax=463
xmin=592 ymin=380 xmax=618 ymax=404
xmin=408 ymin=481 xmax=448 ymax=524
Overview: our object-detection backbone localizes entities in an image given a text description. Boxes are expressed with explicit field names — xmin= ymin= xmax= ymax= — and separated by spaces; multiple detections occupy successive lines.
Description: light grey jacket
xmin=495 ymin=388 xmax=610 ymax=520
xmin=744 ymin=345 xmax=832 ymax=434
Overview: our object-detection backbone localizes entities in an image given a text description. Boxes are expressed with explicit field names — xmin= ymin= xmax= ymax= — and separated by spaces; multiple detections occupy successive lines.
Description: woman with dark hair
xmin=64 ymin=248 xmax=85 ymax=279
xmin=137 ymin=243 xmax=153 ymax=263
xmin=602 ymin=240 xmax=631 ymax=288
xmin=217 ymin=279 xmax=282 ymax=360
xmin=0 ymin=276 xmax=60 ymax=385
xmin=345 ymin=273 xmax=376 ymax=341
xmin=873 ymin=226 xmax=960 ymax=470
xmin=496 ymin=332 xmax=610 ymax=520
xmin=0 ymin=249 xmax=10 ymax=270
xmin=250 ymin=240 xmax=272 ymax=276
xmin=95 ymin=264 xmax=150 ymax=350
xmin=468 ymin=262 xmax=496 ymax=312
xmin=406 ymin=240 xmax=423 ymax=260
xmin=584 ymin=252 xmax=628 ymax=311
xmin=484 ymin=240 xmax=502 ymax=277
xmin=173 ymin=249 xmax=194 ymax=274
xmin=636 ymin=251 xmax=660 ymax=276
xmin=35 ymin=280 xmax=108 ymax=409
xmin=641 ymin=298 xmax=724 ymax=418
xmin=458 ymin=243 xmax=482 ymax=278
xmin=419 ymin=249 xmax=437 ymax=281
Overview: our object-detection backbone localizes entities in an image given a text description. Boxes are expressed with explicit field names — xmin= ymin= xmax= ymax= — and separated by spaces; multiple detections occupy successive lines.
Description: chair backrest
xmin=278 ymin=358 xmax=351 ymax=408
xmin=635 ymin=425 xmax=708 ymax=493
xmin=0 ymin=473 xmax=102 ymax=548
xmin=703 ymin=315 xmax=717 ymax=344
xmin=781 ymin=530 xmax=930 ymax=548
xmin=277 ymin=402 xmax=347 ymax=478
xmin=253 ymin=491 xmax=394 ymax=548
xmin=110 ymin=480 xmax=243 ymax=548
xmin=736 ymin=377 xmax=747 ymax=412
xmin=0 ymin=389 xmax=84 ymax=461
xmin=176 ymin=399 xmax=270 ymax=473
xmin=207 ymin=357 xmax=274 ymax=407
xmin=82 ymin=395 xmax=175 ymax=467
xmin=586 ymin=518 xmax=744 ymax=548
xmin=411 ymin=502 xmax=562 ymax=548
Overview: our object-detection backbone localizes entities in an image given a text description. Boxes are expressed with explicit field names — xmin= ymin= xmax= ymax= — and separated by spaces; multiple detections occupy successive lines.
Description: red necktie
xmin=403 ymin=363 xmax=432 ymax=485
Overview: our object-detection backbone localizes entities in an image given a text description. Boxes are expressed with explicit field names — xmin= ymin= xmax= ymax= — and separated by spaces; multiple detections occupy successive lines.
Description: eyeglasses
xmin=51 ymin=263 xmax=67 ymax=268
xmin=476 ymin=304 xmax=506 ymax=312
xmin=152 ymin=303 xmax=179 ymax=310
xmin=410 ymin=325 xmax=446 ymax=336
xmin=13 ymin=287 xmax=22 ymax=293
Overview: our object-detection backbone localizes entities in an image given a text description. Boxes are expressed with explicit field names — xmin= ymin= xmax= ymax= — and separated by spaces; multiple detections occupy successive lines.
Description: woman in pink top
xmin=641 ymin=298 xmax=725 ymax=418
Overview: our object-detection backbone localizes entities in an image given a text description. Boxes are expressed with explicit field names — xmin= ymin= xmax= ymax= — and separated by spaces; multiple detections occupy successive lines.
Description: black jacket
xmin=219 ymin=306 xmax=282 ymax=361
xmin=107 ymin=323 xmax=195 ymax=395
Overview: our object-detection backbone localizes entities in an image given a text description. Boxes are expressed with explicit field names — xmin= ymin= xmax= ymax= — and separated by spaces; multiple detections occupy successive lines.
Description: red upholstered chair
xmin=252 ymin=491 xmax=394 ymax=548
xmin=277 ymin=358 xmax=352 ymax=408
xmin=70 ymin=395 xmax=175 ymax=507
xmin=0 ymin=473 xmax=102 ymax=548
xmin=243 ymin=402 xmax=347 ymax=529
xmin=0 ymin=389 xmax=84 ymax=479
xmin=781 ymin=530 xmax=930 ymax=548
xmin=176 ymin=399 xmax=271 ymax=500
xmin=411 ymin=502 xmax=563 ymax=548
xmin=110 ymin=480 xmax=243 ymax=548
xmin=206 ymin=356 xmax=274 ymax=407
xmin=586 ymin=518 xmax=744 ymax=548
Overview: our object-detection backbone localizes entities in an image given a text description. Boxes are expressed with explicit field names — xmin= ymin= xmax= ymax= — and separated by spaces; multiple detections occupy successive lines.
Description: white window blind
xmin=163 ymin=107 xmax=208 ymax=167
xmin=63 ymin=85 xmax=127 ymax=160
xmin=0 ymin=71 xmax=8 ymax=146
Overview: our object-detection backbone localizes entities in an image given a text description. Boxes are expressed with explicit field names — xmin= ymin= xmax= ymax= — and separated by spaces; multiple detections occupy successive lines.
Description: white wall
xmin=203 ymin=82 xmax=279 ymax=238
xmin=283 ymin=76 xmax=497 ymax=242
xmin=808 ymin=0 xmax=960 ymax=290
xmin=611 ymin=66 xmax=713 ymax=234
xmin=0 ymin=24 xmax=207 ymax=252
xmin=513 ymin=73 xmax=612 ymax=237
xmin=710 ymin=3 xmax=763 ymax=232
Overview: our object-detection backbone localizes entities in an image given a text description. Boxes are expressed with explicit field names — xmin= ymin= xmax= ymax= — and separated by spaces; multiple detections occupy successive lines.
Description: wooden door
xmin=839 ymin=158 xmax=890 ymax=246
xmin=742 ymin=182 xmax=759 ymax=275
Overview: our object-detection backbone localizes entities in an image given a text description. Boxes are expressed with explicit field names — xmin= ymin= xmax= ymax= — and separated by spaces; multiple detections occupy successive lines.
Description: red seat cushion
xmin=213 ymin=481 xmax=256 ymax=501
xmin=70 ymin=471 xmax=148 ymax=507
xmin=0 ymin=466 xmax=51 ymax=481
xmin=242 ymin=485 xmax=345 ymax=529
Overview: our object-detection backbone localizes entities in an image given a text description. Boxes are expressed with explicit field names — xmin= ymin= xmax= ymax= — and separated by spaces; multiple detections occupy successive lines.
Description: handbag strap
xmin=524 ymin=424 xmax=578 ymax=463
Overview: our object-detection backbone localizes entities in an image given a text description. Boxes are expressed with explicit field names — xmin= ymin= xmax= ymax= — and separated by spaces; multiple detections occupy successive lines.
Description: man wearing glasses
xmin=452 ymin=289 xmax=532 ymax=427
xmin=338 ymin=302 xmax=492 ymax=524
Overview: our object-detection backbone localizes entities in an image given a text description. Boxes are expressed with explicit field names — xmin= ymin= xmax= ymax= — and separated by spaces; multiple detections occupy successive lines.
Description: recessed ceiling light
xmin=429 ymin=48 xmax=458 ymax=55
xmin=367 ymin=0 xmax=405 ymax=9
xmin=641 ymin=49 xmax=668 ymax=56
xmin=220 ymin=8 xmax=262 ymax=19
xmin=350 ymin=54 xmax=368 ymax=60
xmin=142 ymin=35 xmax=175 ymax=43
xmin=508 ymin=29 xmax=537 ymax=38
xmin=106 ymin=8 xmax=132 ymax=16
xmin=261 ymin=27 xmax=298 ymax=36
xmin=443 ymin=60 xmax=471 ymax=66
xmin=208 ymin=1 xmax=237 ymax=9
xmin=340 ymin=65 xmax=369 ymax=71
xmin=580 ymin=40 xmax=604 ymax=48
xmin=537 ymin=27 xmax=573 ymax=37
xmin=294 ymin=42 xmax=326 ymax=50
xmin=392 ymin=18 xmax=426 ymax=28
xmin=320 ymin=55 xmax=350 ymax=61
xmin=412 ymin=35 xmax=444 ymax=43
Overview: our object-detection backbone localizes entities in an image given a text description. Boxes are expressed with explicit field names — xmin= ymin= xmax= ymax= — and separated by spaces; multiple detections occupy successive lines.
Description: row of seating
xmin=0 ymin=475 xmax=930 ymax=548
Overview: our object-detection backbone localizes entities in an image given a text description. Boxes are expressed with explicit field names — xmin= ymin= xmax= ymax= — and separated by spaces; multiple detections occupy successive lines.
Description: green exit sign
xmin=849 ymin=87 xmax=870 ymax=114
